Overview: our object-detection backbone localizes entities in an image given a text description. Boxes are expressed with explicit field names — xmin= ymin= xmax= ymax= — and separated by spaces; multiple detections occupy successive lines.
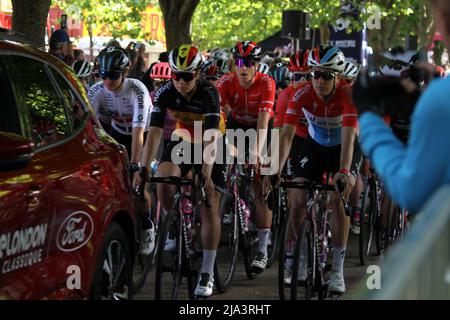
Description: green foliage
xmin=191 ymin=0 xmax=429 ymax=51
xmin=53 ymin=0 xmax=157 ymax=40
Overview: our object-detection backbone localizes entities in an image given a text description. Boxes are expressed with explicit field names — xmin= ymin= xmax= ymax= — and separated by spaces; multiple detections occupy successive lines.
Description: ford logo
xmin=56 ymin=211 xmax=94 ymax=252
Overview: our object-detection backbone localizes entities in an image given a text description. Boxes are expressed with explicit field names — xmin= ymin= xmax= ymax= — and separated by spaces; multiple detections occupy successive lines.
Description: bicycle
xmin=131 ymin=167 xmax=162 ymax=294
xmin=150 ymin=173 xmax=209 ymax=300
xmin=277 ymin=180 xmax=349 ymax=300
xmin=358 ymin=167 xmax=384 ymax=265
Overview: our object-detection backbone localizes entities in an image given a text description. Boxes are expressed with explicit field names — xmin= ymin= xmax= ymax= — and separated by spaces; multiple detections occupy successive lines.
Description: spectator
xmin=352 ymin=0 xmax=450 ymax=213
xmin=127 ymin=42 xmax=146 ymax=79
xmin=74 ymin=49 xmax=85 ymax=61
xmin=49 ymin=27 xmax=74 ymax=65
xmin=106 ymin=39 xmax=122 ymax=48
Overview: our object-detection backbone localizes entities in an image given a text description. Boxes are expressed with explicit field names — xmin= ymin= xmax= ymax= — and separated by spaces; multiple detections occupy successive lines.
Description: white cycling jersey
xmin=88 ymin=78 xmax=152 ymax=135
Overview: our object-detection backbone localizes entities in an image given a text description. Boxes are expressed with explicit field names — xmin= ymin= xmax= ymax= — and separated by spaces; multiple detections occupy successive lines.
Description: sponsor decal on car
xmin=56 ymin=211 xmax=94 ymax=252
xmin=0 ymin=224 xmax=48 ymax=274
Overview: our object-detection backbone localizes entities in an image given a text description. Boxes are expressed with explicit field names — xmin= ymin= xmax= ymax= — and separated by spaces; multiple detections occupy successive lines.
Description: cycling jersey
xmin=150 ymin=90 xmax=176 ymax=141
xmin=274 ymin=85 xmax=307 ymax=138
xmin=149 ymin=79 xmax=225 ymax=143
xmin=88 ymin=78 xmax=151 ymax=135
xmin=284 ymin=82 xmax=358 ymax=147
xmin=217 ymin=72 xmax=276 ymax=126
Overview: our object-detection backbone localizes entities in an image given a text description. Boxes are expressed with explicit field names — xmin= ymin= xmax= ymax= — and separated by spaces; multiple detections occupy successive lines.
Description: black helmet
xmin=98 ymin=46 xmax=130 ymax=74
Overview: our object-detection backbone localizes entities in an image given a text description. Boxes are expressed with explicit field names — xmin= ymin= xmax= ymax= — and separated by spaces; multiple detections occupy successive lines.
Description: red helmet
xmin=150 ymin=62 xmax=172 ymax=79
xmin=231 ymin=41 xmax=262 ymax=60
xmin=289 ymin=49 xmax=310 ymax=72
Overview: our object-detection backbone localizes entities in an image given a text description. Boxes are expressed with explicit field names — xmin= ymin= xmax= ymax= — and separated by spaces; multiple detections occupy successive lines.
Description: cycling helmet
xmin=379 ymin=47 xmax=414 ymax=76
xmin=150 ymin=62 xmax=172 ymax=79
xmin=71 ymin=60 xmax=93 ymax=78
xmin=269 ymin=62 xmax=291 ymax=88
xmin=169 ymin=44 xmax=203 ymax=72
xmin=289 ymin=49 xmax=310 ymax=72
xmin=231 ymin=41 xmax=262 ymax=61
xmin=98 ymin=46 xmax=130 ymax=73
xmin=342 ymin=61 xmax=360 ymax=78
xmin=257 ymin=63 xmax=270 ymax=75
xmin=212 ymin=49 xmax=230 ymax=73
xmin=203 ymin=64 xmax=222 ymax=80
xmin=307 ymin=45 xmax=346 ymax=73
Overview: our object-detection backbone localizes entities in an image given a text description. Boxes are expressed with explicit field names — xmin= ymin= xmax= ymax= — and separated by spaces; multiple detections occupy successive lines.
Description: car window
xmin=0 ymin=60 xmax=21 ymax=135
xmin=7 ymin=55 xmax=70 ymax=148
xmin=49 ymin=68 xmax=89 ymax=131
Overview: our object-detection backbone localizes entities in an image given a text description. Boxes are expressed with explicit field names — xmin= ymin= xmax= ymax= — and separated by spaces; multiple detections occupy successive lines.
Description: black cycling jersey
xmin=149 ymin=79 xmax=225 ymax=143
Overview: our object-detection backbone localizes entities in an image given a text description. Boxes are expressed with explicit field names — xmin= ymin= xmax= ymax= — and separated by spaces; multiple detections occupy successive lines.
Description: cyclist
xmin=71 ymin=59 xmax=93 ymax=92
xmin=258 ymin=62 xmax=270 ymax=75
xmin=88 ymin=47 xmax=153 ymax=254
xmin=269 ymin=62 xmax=292 ymax=96
xmin=267 ymin=45 xmax=362 ymax=294
xmin=133 ymin=44 xmax=227 ymax=298
xmin=216 ymin=40 xmax=276 ymax=274
xmin=341 ymin=61 xmax=364 ymax=235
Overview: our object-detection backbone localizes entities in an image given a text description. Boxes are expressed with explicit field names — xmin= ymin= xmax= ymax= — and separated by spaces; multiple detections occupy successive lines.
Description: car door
xmin=0 ymin=55 xmax=59 ymax=299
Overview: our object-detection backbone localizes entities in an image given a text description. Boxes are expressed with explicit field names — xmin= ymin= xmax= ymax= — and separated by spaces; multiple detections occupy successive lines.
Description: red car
xmin=0 ymin=29 xmax=137 ymax=299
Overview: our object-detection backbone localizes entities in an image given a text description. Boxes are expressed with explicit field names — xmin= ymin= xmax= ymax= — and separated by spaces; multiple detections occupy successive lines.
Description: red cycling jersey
xmin=274 ymin=85 xmax=308 ymax=138
xmin=284 ymin=81 xmax=358 ymax=147
xmin=217 ymin=72 xmax=276 ymax=126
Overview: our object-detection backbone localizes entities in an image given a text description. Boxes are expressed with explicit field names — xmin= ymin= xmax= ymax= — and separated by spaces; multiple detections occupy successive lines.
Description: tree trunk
xmin=319 ymin=22 xmax=330 ymax=44
xmin=159 ymin=0 xmax=200 ymax=51
xmin=88 ymin=23 xmax=94 ymax=62
xmin=11 ymin=0 xmax=51 ymax=48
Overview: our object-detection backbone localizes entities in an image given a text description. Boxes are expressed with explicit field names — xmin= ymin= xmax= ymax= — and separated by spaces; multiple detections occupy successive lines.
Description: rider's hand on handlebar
xmin=333 ymin=171 xmax=350 ymax=194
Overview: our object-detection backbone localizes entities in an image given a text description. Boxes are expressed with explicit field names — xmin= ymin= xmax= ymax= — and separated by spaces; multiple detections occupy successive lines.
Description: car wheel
xmin=91 ymin=221 xmax=133 ymax=300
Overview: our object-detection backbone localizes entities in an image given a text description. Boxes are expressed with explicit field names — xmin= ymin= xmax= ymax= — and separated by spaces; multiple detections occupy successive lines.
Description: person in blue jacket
xmin=352 ymin=0 xmax=450 ymax=214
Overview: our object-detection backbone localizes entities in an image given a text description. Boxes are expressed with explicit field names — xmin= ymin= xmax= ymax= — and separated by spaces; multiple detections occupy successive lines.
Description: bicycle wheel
xmin=290 ymin=219 xmax=314 ymax=300
xmin=277 ymin=210 xmax=292 ymax=300
xmin=154 ymin=209 xmax=183 ymax=300
xmin=214 ymin=191 xmax=239 ymax=293
xmin=358 ymin=180 xmax=370 ymax=266
xmin=132 ymin=197 xmax=160 ymax=294
xmin=266 ymin=187 xmax=287 ymax=268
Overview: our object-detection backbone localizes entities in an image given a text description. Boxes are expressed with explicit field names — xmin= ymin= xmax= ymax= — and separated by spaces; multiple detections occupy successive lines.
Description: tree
xmin=11 ymin=0 xmax=51 ymax=47
xmin=55 ymin=0 xmax=153 ymax=59
xmin=159 ymin=0 xmax=200 ymax=50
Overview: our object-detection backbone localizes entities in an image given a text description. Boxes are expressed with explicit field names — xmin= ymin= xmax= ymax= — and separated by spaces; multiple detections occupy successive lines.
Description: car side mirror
xmin=0 ymin=131 xmax=35 ymax=172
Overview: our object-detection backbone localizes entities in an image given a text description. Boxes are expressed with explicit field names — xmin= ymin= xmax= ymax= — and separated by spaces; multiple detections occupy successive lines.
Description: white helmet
xmin=257 ymin=63 xmax=270 ymax=75
xmin=379 ymin=48 xmax=415 ymax=76
xmin=71 ymin=60 xmax=93 ymax=78
xmin=307 ymin=45 xmax=346 ymax=73
xmin=343 ymin=61 xmax=360 ymax=78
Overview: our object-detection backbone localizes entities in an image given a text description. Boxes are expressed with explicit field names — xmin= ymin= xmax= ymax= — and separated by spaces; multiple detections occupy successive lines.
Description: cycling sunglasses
xmin=235 ymin=58 xmax=256 ymax=68
xmin=291 ymin=72 xmax=312 ymax=82
xmin=99 ymin=70 xmax=122 ymax=81
xmin=172 ymin=71 xmax=196 ymax=82
xmin=311 ymin=70 xmax=336 ymax=81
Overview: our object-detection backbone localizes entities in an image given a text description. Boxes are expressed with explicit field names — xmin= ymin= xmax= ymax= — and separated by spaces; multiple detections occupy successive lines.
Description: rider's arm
xmin=203 ymin=85 xmax=222 ymax=179
xmin=131 ymin=127 xmax=145 ymax=163
xmin=340 ymin=95 xmax=359 ymax=172
xmin=255 ymin=76 xmax=276 ymax=162
xmin=277 ymin=123 xmax=296 ymax=176
xmin=359 ymin=80 xmax=450 ymax=213
xmin=255 ymin=111 xmax=271 ymax=161
xmin=140 ymin=126 xmax=163 ymax=170
xmin=131 ymin=81 xmax=152 ymax=163
xmin=340 ymin=126 xmax=356 ymax=171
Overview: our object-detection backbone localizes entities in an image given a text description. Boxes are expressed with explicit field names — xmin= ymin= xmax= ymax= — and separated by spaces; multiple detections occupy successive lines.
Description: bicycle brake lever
xmin=336 ymin=180 xmax=351 ymax=216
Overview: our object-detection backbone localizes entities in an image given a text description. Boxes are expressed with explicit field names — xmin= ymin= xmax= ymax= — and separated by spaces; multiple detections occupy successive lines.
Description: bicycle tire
xmin=154 ymin=209 xmax=183 ymax=300
xmin=214 ymin=191 xmax=239 ymax=293
xmin=291 ymin=219 xmax=314 ymax=300
xmin=277 ymin=210 xmax=291 ymax=300
xmin=266 ymin=187 xmax=287 ymax=268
